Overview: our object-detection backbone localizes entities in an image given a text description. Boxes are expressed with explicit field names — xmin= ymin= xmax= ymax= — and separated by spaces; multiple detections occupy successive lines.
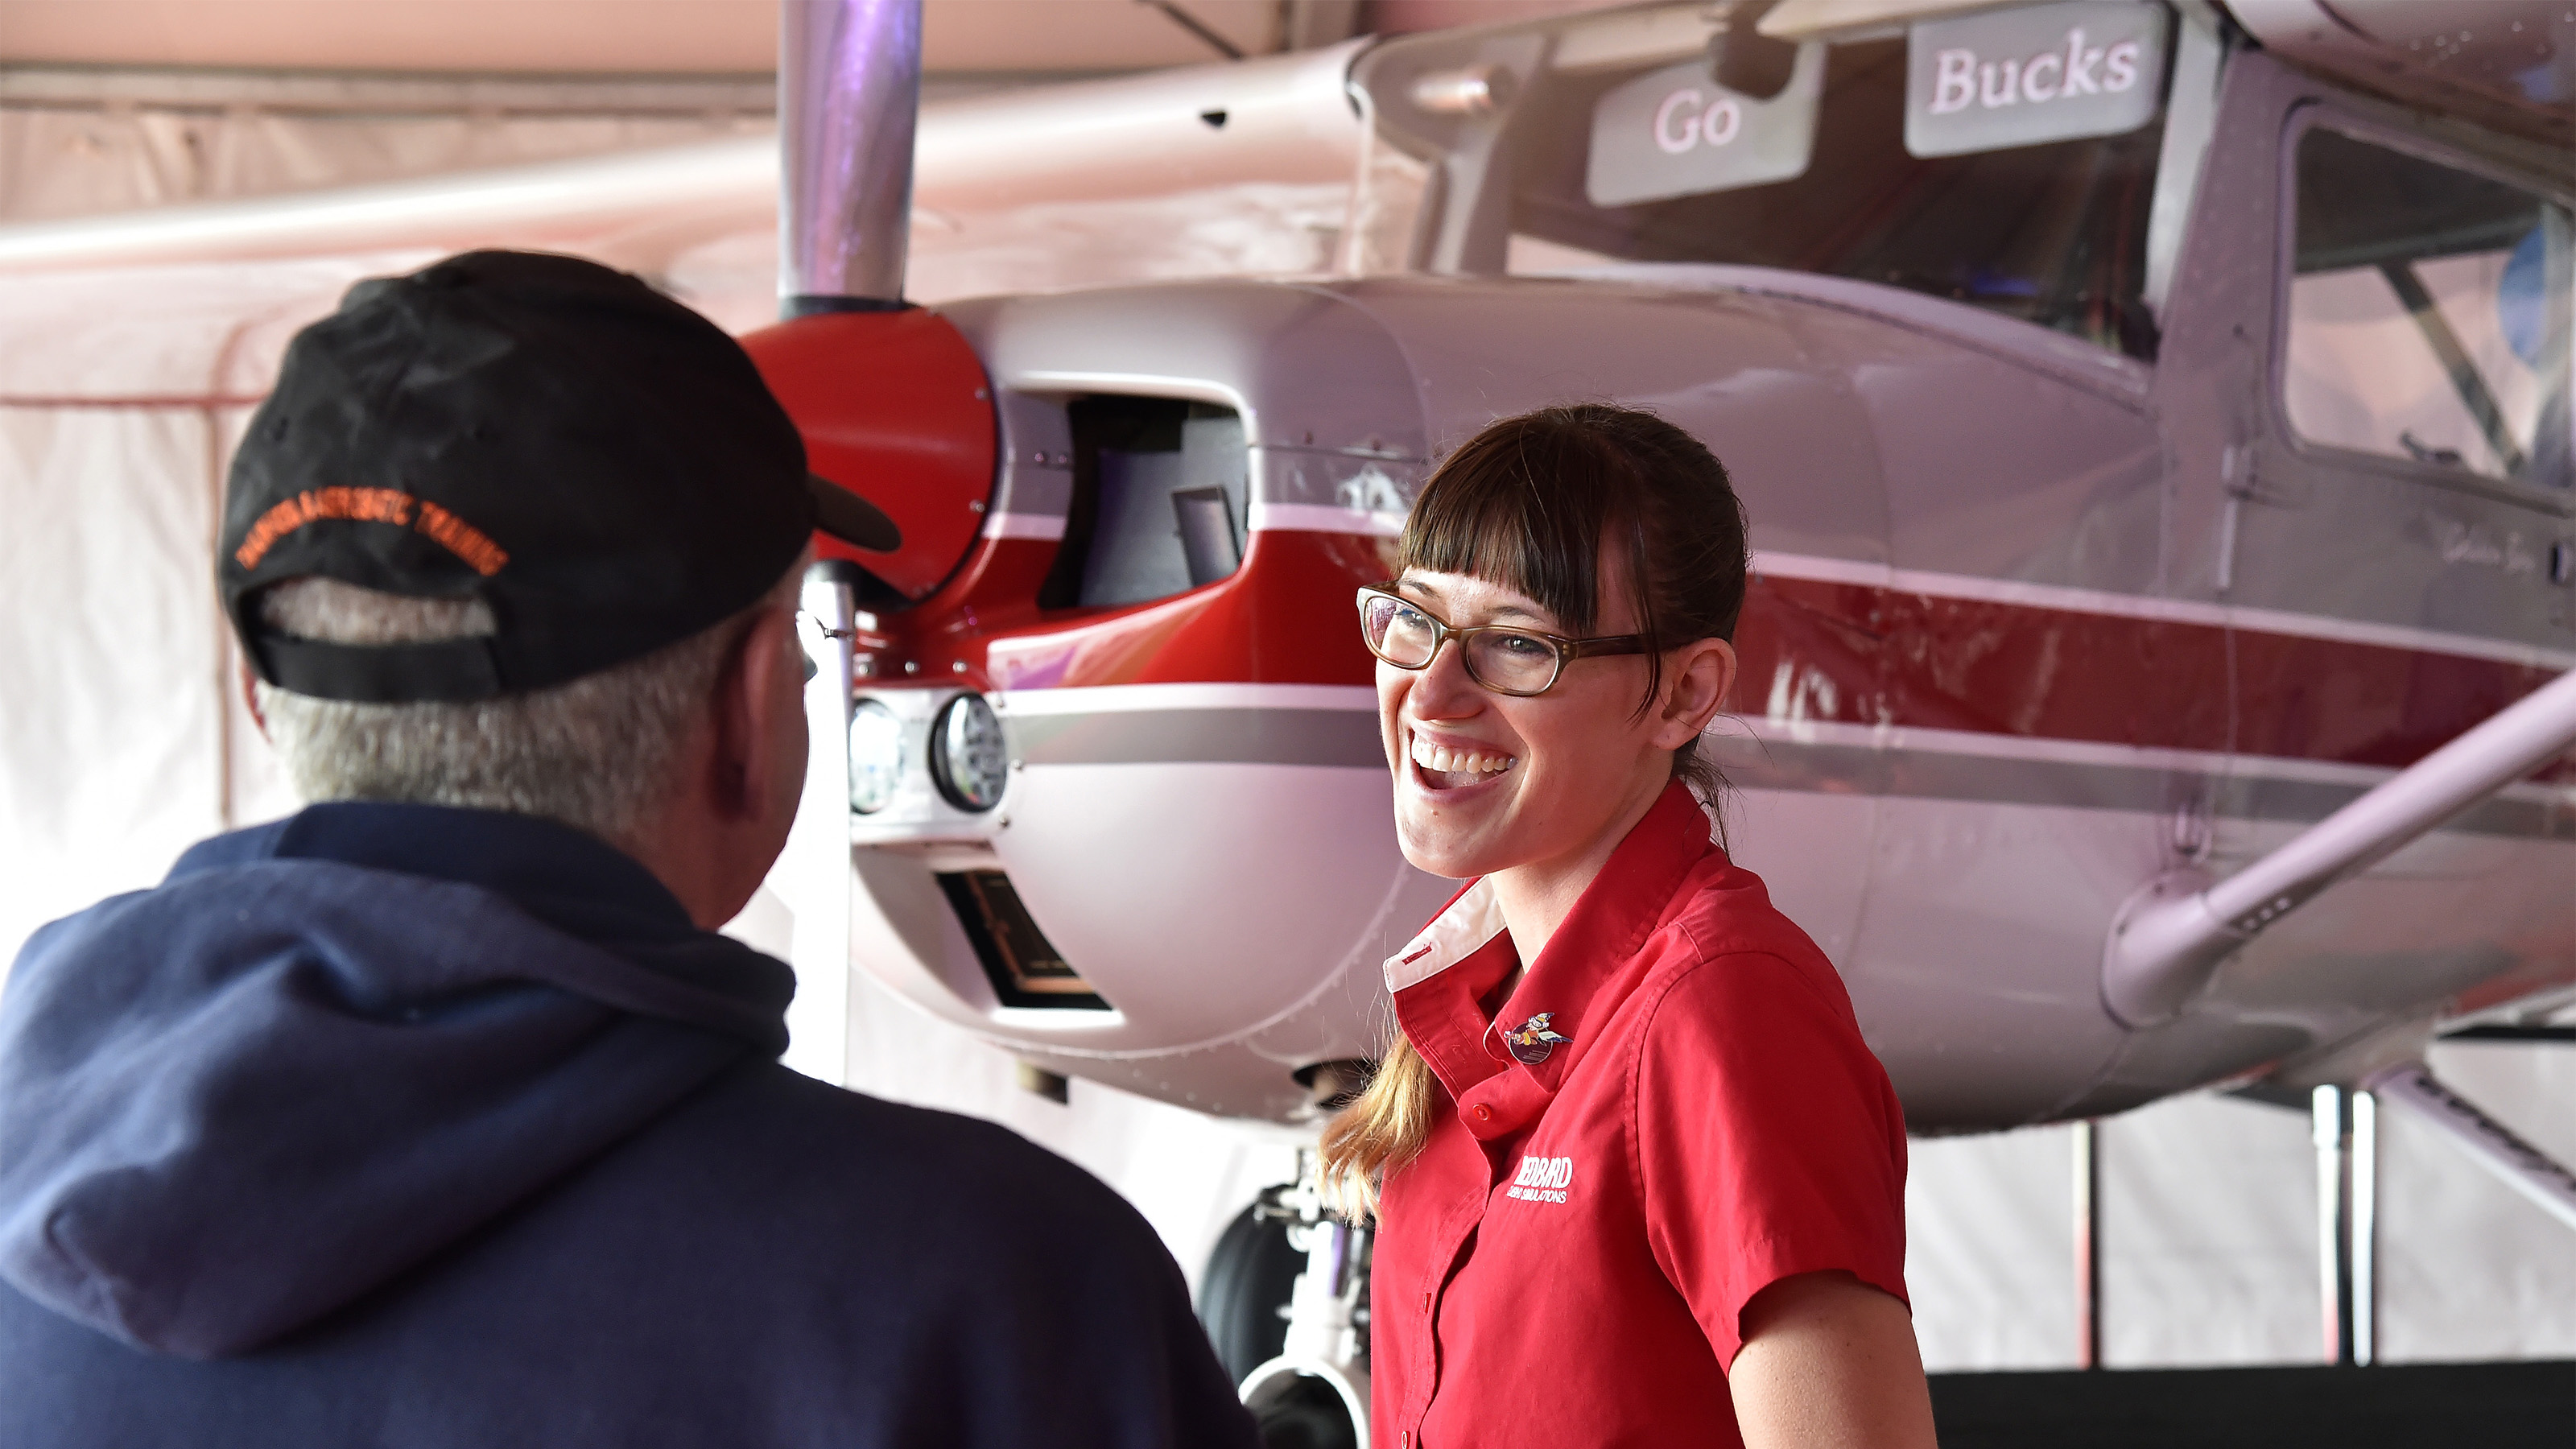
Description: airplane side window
xmin=1501 ymin=36 xmax=2164 ymax=358
xmin=1038 ymin=396 xmax=1250 ymax=610
xmin=2283 ymin=126 xmax=2574 ymax=489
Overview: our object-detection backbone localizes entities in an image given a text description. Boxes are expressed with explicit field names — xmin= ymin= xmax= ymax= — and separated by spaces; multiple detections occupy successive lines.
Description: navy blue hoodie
xmin=0 ymin=803 xmax=1257 ymax=1448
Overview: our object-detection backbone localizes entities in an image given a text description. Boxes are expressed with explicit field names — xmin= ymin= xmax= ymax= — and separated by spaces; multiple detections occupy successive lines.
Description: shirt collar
xmin=1384 ymin=881 xmax=1521 ymax=1105
xmin=1383 ymin=782 xmax=1715 ymax=1104
xmin=1495 ymin=782 xmax=1711 ymax=1087
xmin=1385 ymin=877 xmax=1507 ymax=994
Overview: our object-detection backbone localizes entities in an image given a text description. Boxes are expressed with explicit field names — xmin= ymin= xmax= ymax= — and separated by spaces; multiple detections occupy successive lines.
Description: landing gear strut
xmin=1202 ymin=1151 xmax=1372 ymax=1449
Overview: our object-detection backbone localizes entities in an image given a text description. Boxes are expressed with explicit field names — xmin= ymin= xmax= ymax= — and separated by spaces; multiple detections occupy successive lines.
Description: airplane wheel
xmin=1196 ymin=1193 xmax=1304 ymax=1383
xmin=1249 ymin=1373 xmax=1362 ymax=1449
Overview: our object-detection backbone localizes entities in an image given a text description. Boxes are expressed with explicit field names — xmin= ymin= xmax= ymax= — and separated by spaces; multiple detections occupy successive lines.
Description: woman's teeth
xmin=1410 ymin=735 xmax=1517 ymax=777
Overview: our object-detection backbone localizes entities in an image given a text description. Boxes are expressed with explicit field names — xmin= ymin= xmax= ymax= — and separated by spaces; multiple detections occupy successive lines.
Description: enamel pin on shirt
xmin=1503 ymin=1012 xmax=1571 ymax=1065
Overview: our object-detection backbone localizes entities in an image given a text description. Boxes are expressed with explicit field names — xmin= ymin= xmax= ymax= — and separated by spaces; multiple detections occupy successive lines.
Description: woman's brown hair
xmin=1319 ymin=403 xmax=1750 ymax=1218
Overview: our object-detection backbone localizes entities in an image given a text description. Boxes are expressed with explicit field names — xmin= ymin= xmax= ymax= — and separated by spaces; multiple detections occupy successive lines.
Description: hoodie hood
xmin=0 ymin=803 xmax=794 ymax=1360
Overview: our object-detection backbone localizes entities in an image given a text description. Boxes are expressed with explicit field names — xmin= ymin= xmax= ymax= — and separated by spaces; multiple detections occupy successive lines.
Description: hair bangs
xmin=1398 ymin=423 xmax=1627 ymax=634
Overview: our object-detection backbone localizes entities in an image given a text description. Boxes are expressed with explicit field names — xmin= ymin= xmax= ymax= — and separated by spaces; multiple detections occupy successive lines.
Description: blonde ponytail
xmin=1318 ymin=1033 xmax=1441 ymax=1220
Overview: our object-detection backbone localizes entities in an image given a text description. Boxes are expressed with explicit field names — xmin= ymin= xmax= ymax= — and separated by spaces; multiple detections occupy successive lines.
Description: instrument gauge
xmin=930 ymin=692 xmax=1009 ymax=812
xmin=846 ymin=698 xmax=906 ymax=815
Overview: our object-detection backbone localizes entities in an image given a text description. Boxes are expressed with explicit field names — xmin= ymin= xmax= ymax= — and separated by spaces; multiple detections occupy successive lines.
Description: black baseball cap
xmin=219 ymin=250 xmax=901 ymax=704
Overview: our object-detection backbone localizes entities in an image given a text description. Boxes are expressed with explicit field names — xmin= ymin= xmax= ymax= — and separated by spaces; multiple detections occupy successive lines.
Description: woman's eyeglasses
xmin=1356 ymin=585 xmax=1646 ymax=697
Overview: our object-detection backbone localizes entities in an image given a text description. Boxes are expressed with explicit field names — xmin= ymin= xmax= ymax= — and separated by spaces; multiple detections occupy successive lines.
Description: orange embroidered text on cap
xmin=234 ymin=487 xmax=509 ymax=577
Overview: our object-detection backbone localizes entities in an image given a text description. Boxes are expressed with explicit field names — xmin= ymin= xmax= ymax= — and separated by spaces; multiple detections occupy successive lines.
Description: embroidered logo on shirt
xmin=1506 ymin=1154 xmax=1574 ymax=1203
xmin=1503 ymin=1012 xmax=1571 ymax=1064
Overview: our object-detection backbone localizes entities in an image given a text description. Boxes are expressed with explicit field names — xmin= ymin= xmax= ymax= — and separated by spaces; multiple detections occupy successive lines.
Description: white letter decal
xmin=1930 ymin=48 xmax=1976 ymax=114
xmin=2103 ymin=39 xmax=2140 ymax=92
xmin=1703 ymin=97 xmax=1742 ymax=147
xmin=1653 ymin=89 xmax=1703 ymax=154
xmin=2021 ymin=52 xmax=2062 ymax=102
xmin=1979 ymin=59 xmax=2021 ymax=109
xmin=2065 ymin=31 xmax=2103 ymax=95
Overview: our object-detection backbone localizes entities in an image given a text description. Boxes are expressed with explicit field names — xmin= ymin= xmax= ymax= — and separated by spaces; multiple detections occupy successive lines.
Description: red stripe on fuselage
xmin=902 ymin=531 xmax=2566 ymax=778
xmin=1736 ymin=576 xmax=2230 ymax=752
xmin=2233 ymin=628 xmax=2559 ymax=774
xmin=1739 ymin=575 xmax=2563 ymax=774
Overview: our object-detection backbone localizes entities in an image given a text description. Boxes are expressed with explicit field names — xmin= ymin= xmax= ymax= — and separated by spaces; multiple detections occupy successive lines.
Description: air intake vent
xmin=936 ymin=869 xmax=1113 ymax=1010
xmin=1040 ymin=394 xmax=1249 ymax=609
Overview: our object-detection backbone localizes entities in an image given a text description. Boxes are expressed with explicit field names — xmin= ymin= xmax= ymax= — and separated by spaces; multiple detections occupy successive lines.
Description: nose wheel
xmin=1198 ymin=1154 xmax=1372 ymax=1449
xmin=1241 ymin=1367 xmax=1365 ymax=1449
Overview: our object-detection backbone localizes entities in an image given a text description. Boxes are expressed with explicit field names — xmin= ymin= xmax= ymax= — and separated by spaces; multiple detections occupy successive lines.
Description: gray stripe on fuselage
xmin=2214 ymin=774 xmax=2565 ymax=839
xmin=1011 ymin=707 xmax=1387 ymax=768
xmin=1008 ymin=707 xmax=2573 ymax=840
xmin=1711 ymin=736 xmax=2186 ymax=814
xmin=1714 ymin=737 xmax=2566 ymax=838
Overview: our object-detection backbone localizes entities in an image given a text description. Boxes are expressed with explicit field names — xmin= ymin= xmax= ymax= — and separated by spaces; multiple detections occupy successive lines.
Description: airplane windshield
xmin=1505 ymin=34 xmax=2164 ymax=357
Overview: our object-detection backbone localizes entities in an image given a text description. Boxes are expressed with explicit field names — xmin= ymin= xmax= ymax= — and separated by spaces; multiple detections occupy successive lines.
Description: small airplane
xmin=743 ymin=0 xmax=2576 ymax=1436
xmin=2 ymin=0 xmax=2562 ymax=1435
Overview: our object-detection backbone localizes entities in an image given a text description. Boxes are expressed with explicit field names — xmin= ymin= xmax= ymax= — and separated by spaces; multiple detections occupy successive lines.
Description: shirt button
xmin=1472 ymin=1104 xmax=1492 ymax=1122
xmin=1401 ymin=1434 xmax=1412 ymax=1449
xmin=1421 ymin=1290 xmax=1432 ymax=1311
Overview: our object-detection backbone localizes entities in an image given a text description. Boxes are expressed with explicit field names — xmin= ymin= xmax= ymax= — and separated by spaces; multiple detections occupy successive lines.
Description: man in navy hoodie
xmin=0 ymin=250 xmax=1260 ymax=1449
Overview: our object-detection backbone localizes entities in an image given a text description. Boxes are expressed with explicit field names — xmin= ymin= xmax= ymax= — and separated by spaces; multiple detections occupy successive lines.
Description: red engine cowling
xmin=741 ymin=308 xmax=997 ymax=601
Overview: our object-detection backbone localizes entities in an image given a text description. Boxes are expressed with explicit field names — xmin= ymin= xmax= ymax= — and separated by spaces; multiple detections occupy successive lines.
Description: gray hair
xmin=252 ymin=569 xmax=799 ymax=845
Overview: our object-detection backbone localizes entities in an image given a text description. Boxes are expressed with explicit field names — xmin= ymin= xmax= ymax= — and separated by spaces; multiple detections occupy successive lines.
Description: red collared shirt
xmin=1369 ymin=782 xmax=1908 ymax=1449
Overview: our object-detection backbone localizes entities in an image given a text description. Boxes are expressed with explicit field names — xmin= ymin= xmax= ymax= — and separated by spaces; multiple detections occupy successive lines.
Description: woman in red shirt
xmin=1322 ymin=404 xmax=1935 ymax=1449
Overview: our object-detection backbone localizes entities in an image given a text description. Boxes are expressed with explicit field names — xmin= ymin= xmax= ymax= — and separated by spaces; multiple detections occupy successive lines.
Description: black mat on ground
xmin=1930 ymin=1361 xmax=2575 ymax=1448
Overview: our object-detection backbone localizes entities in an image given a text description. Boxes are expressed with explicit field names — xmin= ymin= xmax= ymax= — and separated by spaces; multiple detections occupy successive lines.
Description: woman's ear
xmin=1653 ymin=638 xmax=1736 ymax=749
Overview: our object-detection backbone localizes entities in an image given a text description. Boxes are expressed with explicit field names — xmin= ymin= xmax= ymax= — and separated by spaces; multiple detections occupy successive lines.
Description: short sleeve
xmin=1631 ymin=949 xmax=1909 ymax=1368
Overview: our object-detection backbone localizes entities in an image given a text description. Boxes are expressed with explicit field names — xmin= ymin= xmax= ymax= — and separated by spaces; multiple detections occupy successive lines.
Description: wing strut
xmin=2103 ymin=666 xmax=2576 ymax=1026
xmin=2367 ymin=1063 xmax=2576 ymax=1236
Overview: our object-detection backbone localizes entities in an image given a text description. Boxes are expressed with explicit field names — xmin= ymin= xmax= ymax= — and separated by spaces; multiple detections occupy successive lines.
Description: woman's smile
xmin=1376 ymin=567 xmax=1678 ymax=884
xmin=1404 ymin=725 xmax=1518 ymax=792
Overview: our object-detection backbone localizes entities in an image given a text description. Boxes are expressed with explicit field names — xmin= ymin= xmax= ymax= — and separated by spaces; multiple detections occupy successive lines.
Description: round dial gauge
xmin=930 ymin=692 xmax=1008 ymax=812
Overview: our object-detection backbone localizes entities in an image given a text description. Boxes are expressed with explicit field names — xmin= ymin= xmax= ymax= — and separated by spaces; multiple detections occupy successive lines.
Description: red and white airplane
xmin=6 ymin=0 xmax=2566 ymax=1433
xmin=740 ymin=0 xmax=2576 ymax=1430
xmin=756 ymin=0 xmax=2574 ymax=1153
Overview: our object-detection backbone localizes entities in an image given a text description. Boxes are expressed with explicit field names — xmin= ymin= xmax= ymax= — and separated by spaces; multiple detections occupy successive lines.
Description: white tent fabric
xmin=4 ymin=127 xmax=2574 ymax=1370
xmin=0 ymin=84 xmax=770 ymax=224
xmin=0 ymin=256 xmax=413 ymax=968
